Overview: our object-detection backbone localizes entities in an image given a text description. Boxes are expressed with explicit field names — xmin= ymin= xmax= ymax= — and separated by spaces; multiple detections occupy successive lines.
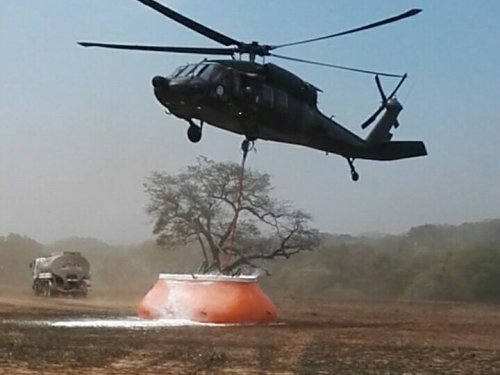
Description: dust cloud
xmin=1 ymin=219 xmax=500 ymax=303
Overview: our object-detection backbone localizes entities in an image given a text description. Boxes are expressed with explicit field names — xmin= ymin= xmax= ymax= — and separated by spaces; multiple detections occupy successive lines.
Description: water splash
xmin=2 ymin=317 xmax=282 ymax=329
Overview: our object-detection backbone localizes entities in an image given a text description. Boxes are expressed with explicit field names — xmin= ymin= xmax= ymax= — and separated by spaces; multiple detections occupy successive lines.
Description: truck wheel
xmin=44 ymin=283 xmax=54 ymax=297
xmin=33 ymin=281 xmax=42 ymax=296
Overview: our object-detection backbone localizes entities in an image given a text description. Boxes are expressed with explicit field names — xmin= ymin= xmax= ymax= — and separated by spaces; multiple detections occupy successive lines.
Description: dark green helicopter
xmin=79 ymin=0 xmax=427 ymax=181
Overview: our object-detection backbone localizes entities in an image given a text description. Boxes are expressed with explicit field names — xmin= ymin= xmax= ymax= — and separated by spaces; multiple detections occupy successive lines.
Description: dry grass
xmin=0 ymin=291 xmax=499 ymax=374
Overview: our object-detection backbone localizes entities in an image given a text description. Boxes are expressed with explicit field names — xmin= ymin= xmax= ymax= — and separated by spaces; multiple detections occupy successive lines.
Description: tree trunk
xmin=210 ymin=245 xmax=221 ymax=271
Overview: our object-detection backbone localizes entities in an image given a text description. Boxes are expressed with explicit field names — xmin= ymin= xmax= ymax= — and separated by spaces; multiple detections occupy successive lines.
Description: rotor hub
xmin=236 ymin=41 xmax=272 ymax=57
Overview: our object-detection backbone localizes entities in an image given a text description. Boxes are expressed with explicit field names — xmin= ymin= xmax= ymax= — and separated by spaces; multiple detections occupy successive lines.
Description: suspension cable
xmin=222 ymin=141 xmax=251 ymax=270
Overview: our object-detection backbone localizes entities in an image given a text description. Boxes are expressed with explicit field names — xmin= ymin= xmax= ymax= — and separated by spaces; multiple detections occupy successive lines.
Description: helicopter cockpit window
xmin=211 ymin=65 xmax=229 ymax=85
xmin=198 ymin=64 xmax=214 ymax=80
xmin=181 ymin=65 xmax=198 ymax=77
xmin=204 ymin=65 xmax=240 ymax=93
xmin=170 ymin=65 xmax=188 ymax=78
xmin=191 ymin=64 xmax=206 ymax=77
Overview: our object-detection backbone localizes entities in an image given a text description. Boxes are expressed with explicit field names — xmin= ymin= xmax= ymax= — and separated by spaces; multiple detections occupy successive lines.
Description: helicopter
xmin=79 ymin=0 xmax=427 ymax=181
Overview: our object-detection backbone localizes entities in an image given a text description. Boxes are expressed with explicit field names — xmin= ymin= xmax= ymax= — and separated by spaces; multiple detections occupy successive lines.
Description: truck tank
xmin=31 ymin=252 xmax=91 ymax=297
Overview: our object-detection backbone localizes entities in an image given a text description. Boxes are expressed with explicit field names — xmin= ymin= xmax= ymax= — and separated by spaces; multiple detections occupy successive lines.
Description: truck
xmin=30 ymin=252 xmax=91 ymax=297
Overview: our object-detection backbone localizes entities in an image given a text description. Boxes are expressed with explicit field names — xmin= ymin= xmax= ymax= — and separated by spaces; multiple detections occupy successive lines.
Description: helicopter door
xmin=212 ymin=66 xmax=231 ymax=93
xmin=211 ymin=66 xmax=241 ymax=96
xmin=275 ymin=90 xmax=288 ymax=111
xmin=232 ymin=71 xmax=241 ymax=94
xmin=261 ymin=85 xmax=274 ymax=108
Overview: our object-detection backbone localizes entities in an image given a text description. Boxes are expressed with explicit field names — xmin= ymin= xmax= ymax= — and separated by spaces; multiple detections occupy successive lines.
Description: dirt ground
xmin=0 ymin=289 xmax=499 ymax=375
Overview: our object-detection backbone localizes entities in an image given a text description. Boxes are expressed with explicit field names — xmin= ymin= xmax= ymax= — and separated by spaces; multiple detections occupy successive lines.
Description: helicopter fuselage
xmin=153 ymin=60 xmax=375 ymax=158
xmin=78 ymin=0 xmax=426 ymax=180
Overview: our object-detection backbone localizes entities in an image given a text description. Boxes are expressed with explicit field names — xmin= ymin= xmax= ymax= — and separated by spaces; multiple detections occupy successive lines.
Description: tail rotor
xmin=361 ymin=74 xmax=407 ymax=130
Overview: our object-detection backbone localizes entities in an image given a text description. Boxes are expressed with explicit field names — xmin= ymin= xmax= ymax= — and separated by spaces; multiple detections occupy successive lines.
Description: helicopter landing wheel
xmin=346 ymin=157 xmax=360 ymax=182
xmin=241 ymin=139 xmax=250 ymax=153
xmin=241 ymin=138 xmax=255 ymax=153
xmin=187 ymin=121 xmax=202 ymax=143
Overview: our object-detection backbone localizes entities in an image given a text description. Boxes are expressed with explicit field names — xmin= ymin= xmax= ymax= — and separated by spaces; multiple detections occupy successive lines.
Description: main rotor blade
xmin=78 ymin=42 xmax=235 ymax=55
xmin=375 ymin=75 xmax=387 ymax=102
xmin=134 ymin=0 xmax=241 ymax=47
xmin=271 ymin=54 xmax=404 ymax=78
xmin=272 ymin=9 xmax=422 ymax=50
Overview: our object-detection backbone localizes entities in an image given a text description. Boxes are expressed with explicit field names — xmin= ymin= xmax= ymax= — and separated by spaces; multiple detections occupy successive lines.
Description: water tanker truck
xmin=30 ymin=252 xmax=91 ymax=297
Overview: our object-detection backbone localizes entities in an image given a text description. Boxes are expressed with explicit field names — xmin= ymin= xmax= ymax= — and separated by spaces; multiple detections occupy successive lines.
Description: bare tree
xmin=144 ymin=156 xmax=320 ymax=274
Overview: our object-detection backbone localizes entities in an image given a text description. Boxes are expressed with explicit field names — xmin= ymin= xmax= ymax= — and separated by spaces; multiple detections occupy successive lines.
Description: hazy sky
xmin=1 ymin=1 xmax=499 ymax=244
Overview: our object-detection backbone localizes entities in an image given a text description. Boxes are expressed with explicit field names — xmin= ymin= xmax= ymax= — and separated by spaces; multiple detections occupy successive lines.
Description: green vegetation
xmin=263 ymin=220 xmax=500 ymax=303
xmin=1 ymin=219 xmax=499 ymax=303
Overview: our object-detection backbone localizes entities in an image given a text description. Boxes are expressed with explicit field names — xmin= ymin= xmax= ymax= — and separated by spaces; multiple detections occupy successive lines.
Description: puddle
xmin=2 ymin=317 xmax=284 ymax=329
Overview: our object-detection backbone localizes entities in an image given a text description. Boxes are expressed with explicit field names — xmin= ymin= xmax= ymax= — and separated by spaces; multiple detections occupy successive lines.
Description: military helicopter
xmin=79 ymin=0 xmax=427 ymax=181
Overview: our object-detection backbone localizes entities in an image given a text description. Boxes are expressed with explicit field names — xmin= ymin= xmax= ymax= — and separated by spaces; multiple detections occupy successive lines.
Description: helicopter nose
xmin=152 ymin=76 xmax=169 ymax=89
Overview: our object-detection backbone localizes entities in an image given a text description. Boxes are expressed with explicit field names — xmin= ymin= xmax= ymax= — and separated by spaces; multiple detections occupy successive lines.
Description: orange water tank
xmin=138 ymin=274 xmax=277 ymax=324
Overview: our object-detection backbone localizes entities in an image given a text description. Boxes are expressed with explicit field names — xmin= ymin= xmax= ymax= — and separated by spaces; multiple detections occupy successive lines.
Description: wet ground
xmin=0 ymin=291 xmax=499 ymax=374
